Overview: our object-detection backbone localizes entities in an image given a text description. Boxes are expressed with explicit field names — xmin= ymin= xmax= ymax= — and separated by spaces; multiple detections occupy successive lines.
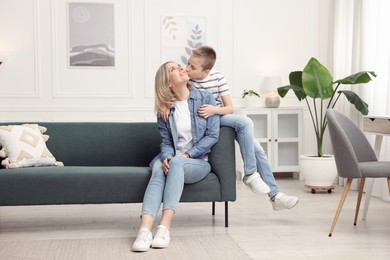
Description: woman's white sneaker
xmin=152 ymin=225 xmax=170 ymax=248
xmin=132 ymin=227 xmax=152 ymax=252
xmin=243 ymin=172 xmax=270 ymax=195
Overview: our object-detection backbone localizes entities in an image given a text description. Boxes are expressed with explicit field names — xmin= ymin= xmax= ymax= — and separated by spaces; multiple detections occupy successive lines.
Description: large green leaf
xmin=276 ymin=71 xmax=307 ymax=100
xmin=277 ymin=85 xmax=306 ymax=101
xmin=289 ymin=71 xmax=303 ymax=87
xmin=302 ymin=58 xmax=333 ymax=99
xmin=335 ymin=71 xmax=377 ymax=84
xmin=339 ymin=90 xmax=369 ymax=115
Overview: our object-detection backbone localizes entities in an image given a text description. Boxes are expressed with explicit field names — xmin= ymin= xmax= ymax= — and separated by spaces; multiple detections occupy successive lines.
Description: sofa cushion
xmin=0 ymin=166 xmax=151 ymax=205
xmin=0 ymin=124 xmax=63 ymax=169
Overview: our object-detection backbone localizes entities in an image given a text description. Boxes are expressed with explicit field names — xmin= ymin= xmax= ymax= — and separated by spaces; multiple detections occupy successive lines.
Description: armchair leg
xmin=225 ymin=201 xmax=228 ymax=228
xmin=354 ymin=178 xmax=365 ymax=225
xmin=211 ymin=202 xmax=229 ymax=227
xmin=387 ymin=178 xmax=390 ymax=193
xmin=329 ymin=178 xmax=352 ymax=237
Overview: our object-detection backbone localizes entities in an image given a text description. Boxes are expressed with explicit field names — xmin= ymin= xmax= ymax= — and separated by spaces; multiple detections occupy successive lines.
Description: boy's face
xmin=186 ymin=55 xmax=210 ymax=80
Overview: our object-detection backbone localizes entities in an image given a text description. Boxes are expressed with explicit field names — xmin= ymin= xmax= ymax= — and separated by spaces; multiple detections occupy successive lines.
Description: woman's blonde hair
xmin=154 ymin=61 xmax=175 ymax=114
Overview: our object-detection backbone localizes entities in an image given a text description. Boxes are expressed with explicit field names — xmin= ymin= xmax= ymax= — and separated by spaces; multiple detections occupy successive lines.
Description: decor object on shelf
xmin=261 ymin=76 xmax=282 ymax=108
xmin=277 ymin=57 xmax=376 ymax=188
xmin=242 ymin=89 xmax=260 ymax=108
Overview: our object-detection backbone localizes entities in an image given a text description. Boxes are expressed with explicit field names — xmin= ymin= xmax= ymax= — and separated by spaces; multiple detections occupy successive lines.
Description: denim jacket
xmin=150 ymin=89 xmax=220 ymax=165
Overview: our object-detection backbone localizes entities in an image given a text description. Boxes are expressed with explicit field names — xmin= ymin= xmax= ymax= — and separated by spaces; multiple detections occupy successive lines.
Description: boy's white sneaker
xmin=132 ymin=227 xmax=152 ymax=252
xmin=243 ymin=172 xmax=270 ymax=195
xmin=152 ymin=225 xmax=170 ymax=248
xmin=271 ymin=192 xmax=299 ymax=211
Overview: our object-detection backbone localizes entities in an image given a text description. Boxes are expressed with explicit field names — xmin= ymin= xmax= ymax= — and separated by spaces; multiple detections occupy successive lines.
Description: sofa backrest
xmin=1 ymin=122 xmax=161 ymax=167
xmin=47 ymin=122 xmax=162 ymax=166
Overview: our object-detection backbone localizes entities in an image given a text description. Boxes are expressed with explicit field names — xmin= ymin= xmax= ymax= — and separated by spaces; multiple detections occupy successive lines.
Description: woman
xmin=131 ymin=62 xmax=220 ymax=252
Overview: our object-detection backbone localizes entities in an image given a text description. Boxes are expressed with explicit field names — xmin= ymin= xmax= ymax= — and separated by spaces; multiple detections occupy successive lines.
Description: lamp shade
xmin=261 ymin=76 xmax=282 ymax=93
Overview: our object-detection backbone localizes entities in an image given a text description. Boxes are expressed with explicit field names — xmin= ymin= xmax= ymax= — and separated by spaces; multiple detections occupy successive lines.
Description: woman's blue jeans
xmin=142 ymin=156 xmax=211 ymax=219
xmin=220 ymin=114 xmax=279 ymax=197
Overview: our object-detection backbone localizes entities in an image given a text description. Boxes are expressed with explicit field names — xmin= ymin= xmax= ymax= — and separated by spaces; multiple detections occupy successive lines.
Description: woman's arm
xmin=157 ymin=115 xmax=175 ymax=162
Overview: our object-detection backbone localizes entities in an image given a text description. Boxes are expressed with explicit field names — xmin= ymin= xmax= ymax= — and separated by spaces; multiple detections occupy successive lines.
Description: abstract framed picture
xmin=161 ymin=16 xmax=206 ymax=66
xmin=68 ymin=2 xmax=115 ymax=67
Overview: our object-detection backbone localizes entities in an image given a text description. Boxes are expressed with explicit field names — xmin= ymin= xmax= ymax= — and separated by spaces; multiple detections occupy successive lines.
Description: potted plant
xmin=242 ymin=89 xmax=260 ymax=108
xmin=277 ymin=57 xmax=376 ymax=190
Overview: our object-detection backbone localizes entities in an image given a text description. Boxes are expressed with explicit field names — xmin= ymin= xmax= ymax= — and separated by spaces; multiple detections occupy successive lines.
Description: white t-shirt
xmin=173 ymin=100 xmax=193 ymax=156
xmin=189 ymin=70 xmax=230 ymax=107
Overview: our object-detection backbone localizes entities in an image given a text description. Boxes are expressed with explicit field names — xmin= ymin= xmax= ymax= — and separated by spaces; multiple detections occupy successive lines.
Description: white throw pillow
xmin=0 ymin=124 xmax=63 ymax=169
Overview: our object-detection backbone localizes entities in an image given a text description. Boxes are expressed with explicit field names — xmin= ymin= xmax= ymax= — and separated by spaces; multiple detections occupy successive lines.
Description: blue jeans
xmin=220 ymin=114 xmax=279 ymax=197
xmin=142 ymin=156 xmax=211 ymax=219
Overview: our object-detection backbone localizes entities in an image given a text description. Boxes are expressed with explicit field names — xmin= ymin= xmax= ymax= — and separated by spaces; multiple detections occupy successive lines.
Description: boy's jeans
xmin=142 ymin=156 xmax=211 ymax=218
xmin=220 ymin=114 xmax=278 ymax=197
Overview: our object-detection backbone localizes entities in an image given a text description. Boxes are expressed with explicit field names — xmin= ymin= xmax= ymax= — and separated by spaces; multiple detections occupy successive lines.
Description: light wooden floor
xmin=1 ymin=178 xmax=389 ymax=259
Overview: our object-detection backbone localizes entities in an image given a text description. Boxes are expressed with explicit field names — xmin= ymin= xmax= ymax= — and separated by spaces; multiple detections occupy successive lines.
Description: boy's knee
xmin=238 ymin=116 xmax=254 ymax=131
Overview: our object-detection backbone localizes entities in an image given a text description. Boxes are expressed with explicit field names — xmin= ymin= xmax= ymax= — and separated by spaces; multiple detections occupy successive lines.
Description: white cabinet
xmin=235 ymin=108 xmax=302 ymax=174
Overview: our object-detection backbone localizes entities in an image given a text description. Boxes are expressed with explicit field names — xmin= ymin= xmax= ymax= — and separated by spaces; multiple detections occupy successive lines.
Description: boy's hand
xmin=198 ymin=104 xmax=216 ymax=118
xmin=159 ymin=106 xmax=170 ymax=122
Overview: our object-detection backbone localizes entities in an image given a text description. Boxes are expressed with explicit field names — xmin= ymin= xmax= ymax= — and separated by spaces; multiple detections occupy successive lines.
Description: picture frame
xmin=68 ymin=2 xmax=115 ymax=67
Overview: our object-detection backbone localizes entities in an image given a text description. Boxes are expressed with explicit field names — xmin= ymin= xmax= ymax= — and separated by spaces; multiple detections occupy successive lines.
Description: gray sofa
xmin=0 ymin=122 xmax=236 ymax=227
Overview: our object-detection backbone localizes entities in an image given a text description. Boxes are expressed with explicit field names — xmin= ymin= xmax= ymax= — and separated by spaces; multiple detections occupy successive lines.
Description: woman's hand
xmin=198 ymin=104 xmax=216 ymax=118
xmin=163 ymin=157 xmax=171 ymax=175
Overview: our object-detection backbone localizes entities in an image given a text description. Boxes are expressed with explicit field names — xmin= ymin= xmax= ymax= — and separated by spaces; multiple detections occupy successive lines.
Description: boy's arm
xmin=197 ymin=94 xmax=234 ymax=118
xmin=158 ymin=105 xmax=171 ymax=122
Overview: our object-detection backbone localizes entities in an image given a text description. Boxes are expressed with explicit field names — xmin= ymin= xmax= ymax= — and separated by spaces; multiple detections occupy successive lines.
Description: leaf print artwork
xmin=161 ymin=16 xmax=206 ymax=66
xmin=181 ymin=24 xmax=204 ymax=65
xmin=162 ymin=16 xmax=177 ymax=40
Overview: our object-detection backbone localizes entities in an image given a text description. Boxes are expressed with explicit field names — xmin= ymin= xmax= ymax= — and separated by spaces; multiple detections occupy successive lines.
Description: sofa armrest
xmin=209 ymin=126 xmax=236 ymax=202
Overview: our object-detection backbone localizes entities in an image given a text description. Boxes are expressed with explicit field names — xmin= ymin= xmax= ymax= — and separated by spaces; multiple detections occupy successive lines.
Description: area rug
xmin=0 ymin=233 xmax=250 ymax=260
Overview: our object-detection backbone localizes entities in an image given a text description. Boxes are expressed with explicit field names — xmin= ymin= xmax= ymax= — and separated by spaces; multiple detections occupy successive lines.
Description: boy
xmin=185 ymin=45 xmax=298 ymax=210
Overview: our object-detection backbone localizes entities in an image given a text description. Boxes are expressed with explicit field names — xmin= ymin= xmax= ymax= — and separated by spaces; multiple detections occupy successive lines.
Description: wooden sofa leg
xmin=212 ymin=202 xmax=215 ymax=215
xmin=225 ymin=201 xmax=228 ymax=228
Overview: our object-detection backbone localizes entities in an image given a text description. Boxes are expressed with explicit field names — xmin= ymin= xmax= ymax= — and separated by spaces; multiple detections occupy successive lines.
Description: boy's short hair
xmin=192 ymin=45 xmax=216 ymax=70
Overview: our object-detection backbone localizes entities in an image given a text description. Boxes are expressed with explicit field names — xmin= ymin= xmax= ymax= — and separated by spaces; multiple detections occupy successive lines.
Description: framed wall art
xmin=161 ymin=16 xmax=206 ymax=66
xmin=68 ymin=2 xmax=115 ymax=67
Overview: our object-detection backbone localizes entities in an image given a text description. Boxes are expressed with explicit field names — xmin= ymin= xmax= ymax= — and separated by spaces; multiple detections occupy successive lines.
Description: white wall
xmin=0 ymin=0 xmax=330 ymax=128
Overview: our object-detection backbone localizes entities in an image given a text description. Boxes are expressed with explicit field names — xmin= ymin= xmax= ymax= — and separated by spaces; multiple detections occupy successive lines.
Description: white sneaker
xmin=271 ymin=192 xmax=299 ymax=211
xmin=132 ymin=227 xmax=152 ymax=252
xmin=152 ymin=225 xmax=170 ymax=249
xmin=243 ymin=172 xmax=270 ymax=195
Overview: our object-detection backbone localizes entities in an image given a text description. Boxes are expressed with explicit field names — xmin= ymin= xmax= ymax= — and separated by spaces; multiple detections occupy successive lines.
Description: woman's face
xmin=165 ymin=62 xmax=189 ymax=87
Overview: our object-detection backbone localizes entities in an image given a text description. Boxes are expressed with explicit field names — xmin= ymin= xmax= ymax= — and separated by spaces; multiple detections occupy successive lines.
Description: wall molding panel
xmin=0 ymin=0 xmax=40 ymax=98
xmin=51 ymin=0 xmax=133 ymax=98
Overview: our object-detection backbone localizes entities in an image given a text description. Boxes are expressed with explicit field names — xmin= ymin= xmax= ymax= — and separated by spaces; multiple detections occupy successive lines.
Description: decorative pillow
xmin=0 ymin=124 xmax=63 ymax=169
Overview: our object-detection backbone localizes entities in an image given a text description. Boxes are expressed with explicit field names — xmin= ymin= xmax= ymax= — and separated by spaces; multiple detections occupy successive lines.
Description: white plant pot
xmin=244 ymin=96 xmax=259 ymax=108
xmin=300 ymin=154 xmax=338 ymax=187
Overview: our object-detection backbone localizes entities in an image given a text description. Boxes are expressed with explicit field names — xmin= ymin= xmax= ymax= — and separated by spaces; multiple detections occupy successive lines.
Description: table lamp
xmin=261 ymin=76 xmax=282 ymax=108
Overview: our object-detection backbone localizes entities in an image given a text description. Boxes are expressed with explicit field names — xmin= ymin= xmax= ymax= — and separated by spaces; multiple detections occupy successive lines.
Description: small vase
xmin=244 ymin=96 xmax=258 ymax=108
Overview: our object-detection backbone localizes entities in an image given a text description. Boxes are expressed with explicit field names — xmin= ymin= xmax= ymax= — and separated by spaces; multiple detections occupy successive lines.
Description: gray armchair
xmin=326 ymin=109 xmax=390 ymax=237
